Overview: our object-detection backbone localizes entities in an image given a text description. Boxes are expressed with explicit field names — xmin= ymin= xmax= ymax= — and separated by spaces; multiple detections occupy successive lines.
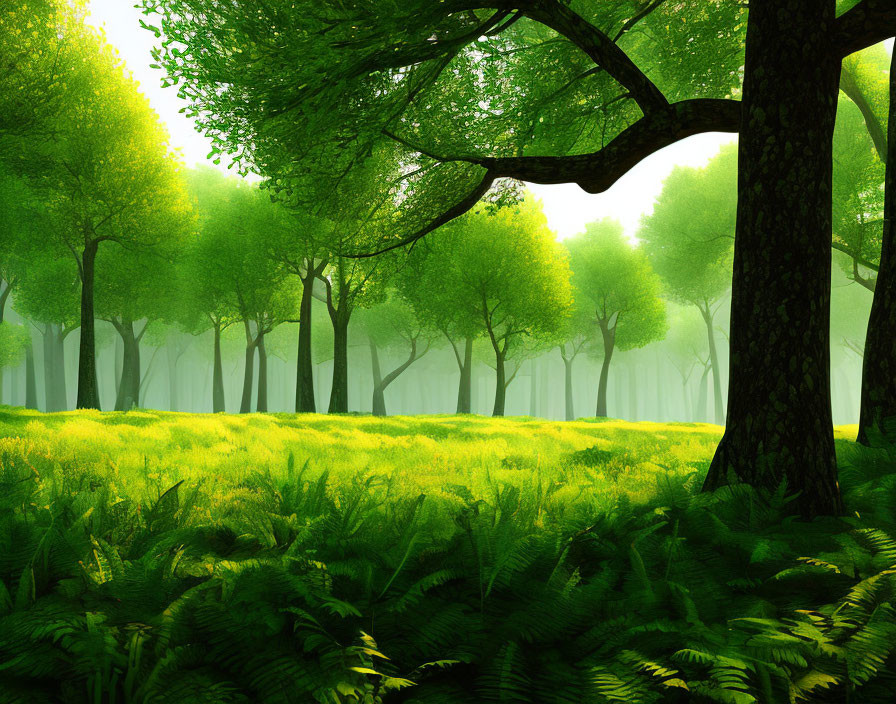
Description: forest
xmin=1 ymin=0 xmax=896 ymax=702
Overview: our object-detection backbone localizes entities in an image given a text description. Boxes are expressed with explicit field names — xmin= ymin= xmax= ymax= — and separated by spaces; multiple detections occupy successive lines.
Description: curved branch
xmin=366 ymin=98 xmax=739 ymax=258
xmin=836 ymin=0 xmax=896 ymax=58
xmin=520 ymin=0 xmax=668 ymax=112
xmin=346 ymin=170 xmax=496 ymax=258
xmin=832 ymin=239 xmax=880 ymax=273
xmin=476 ymin=98 xmax=741 ymax=193
xmin=840 ymin=67 xmax=888 ymax=162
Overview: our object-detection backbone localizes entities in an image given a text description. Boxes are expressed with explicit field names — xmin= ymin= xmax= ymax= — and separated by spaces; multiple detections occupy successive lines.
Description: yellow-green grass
xmin=0 ymin=406 xmax=861 ymax=508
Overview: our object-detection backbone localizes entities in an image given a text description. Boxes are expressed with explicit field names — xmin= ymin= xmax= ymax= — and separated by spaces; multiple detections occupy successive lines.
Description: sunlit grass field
xmin=2 ymin=407 xmax=893 ymax=703
xmin=0 ymin=408 xmax=732 ymax=504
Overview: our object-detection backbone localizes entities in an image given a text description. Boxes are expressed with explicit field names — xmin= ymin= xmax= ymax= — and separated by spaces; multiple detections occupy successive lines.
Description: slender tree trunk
xmin=43 ymin=325 xmax=66 ymax=412
xmin=492 ymin=352 xmax=506 ymax=417
xmin=76 ymin=240 xmax=101 ymax=410
xmin=703 ymin=0 xmax=842 ymax=517
xmin=130 ymin=328 xmax=141 ymax=408
xmin=373 ymin=339 xmax=421 ymax=417
xmin=167 ymin=343 xmax=180 ymax=412
xmin=628 ymin=360 xmax=638 ymax=421
xmin=295 ymin=271 xmax=317 ymax=412
xmin=528 ymin=358 xmax=537 ymax=416
xmin=456 ymin=337 xmax=473 ymax=414
xmin=697 ymin=363 xmax=710 ymax=422
xmin=328 ymin=313 xmax=350 ymax=413
xmin=212 ymin=324 xmax=225 ymax=413
xmin=698 ymin=303 xmax=725 ymax=425
xmin=239 ymin=321 xmax=257 ymax=414
xmin=682 ymin=376 xmax=692 ymax=422
xmin=25 ymin=336 xmax=37 ymax=410
xmin=655 ymin=349 xmax=666 ymax=421
xmin=114 ymin=333 xmax=123 ymax=395
xmin=563 ymin=355 xmax=575 ymax=421
xmin=596 ymin=321 xmax=616 ymax=417
xmin=0 ymin=281 xmax=11 ymax=323
xmin=256 ymin=332 xmax=268 ymax=412
xmin=858 ymin=50 xmax=896 ymax=446
xmin=370 ymin=338 xmax=386 ymax=416
xmin=114 ymin=321 xmax=140 ymax=411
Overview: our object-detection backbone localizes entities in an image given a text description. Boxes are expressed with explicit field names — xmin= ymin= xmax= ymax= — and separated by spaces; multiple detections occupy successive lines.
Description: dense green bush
xmin=1 ymin=419 xmax=895 ymax=702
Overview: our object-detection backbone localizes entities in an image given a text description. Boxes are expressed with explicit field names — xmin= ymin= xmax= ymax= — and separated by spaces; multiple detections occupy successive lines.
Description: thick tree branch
xmin=836 ymin=0 xmax=896 ymax=58
xmin=520 ymin=0 xmax=668 ymax=112
xmin=476 ymin=98 xmax=740 ymax=193
xmin=367 ymin=98 xmax=738 ymax=258
xmin=840 ymin=67 xmax=888 ymax=162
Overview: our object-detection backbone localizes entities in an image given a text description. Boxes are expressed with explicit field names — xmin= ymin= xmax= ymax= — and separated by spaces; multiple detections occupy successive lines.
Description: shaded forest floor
xmin=0 ymin=408 xmax=894 ymax=703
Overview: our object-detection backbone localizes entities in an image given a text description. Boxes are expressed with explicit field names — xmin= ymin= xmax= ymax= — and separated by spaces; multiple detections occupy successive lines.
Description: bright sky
xmin=83 ymin=1 xmax=745 ymax=241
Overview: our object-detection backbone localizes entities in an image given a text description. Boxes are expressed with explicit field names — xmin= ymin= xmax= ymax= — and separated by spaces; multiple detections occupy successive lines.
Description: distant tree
xmin=354 ymin=292 xmax=435 ymax=416
xmin=0 ymin=323 xmax=29 ymax=403
xmin=179 ymin=169 xmax=239 ymax=412
xmin=12 ymin=249 xmax=80 ymax=412
xmin=400 ymin=234 xmax=486 ymax=415
xmin=639 ymin=145 xmax=737 ymax=424
xmin=566 ymin=219 xmax=666 ymax=418
xmin=185 ymin=174 xmax=298 ymax=413
xmin=557 ymin=303 xmax=593 ymax=422
xmin=20 ymin=37 xmax=192 ymax=410
xmin=264 ymin=208 xmax=332 ymax=412
xmin=317 ymin=254 xmax=387 ymax=413
xmin=831 ymin=86 xmax=885 ymax=291
xmin=430 ymin=199 xmax=571 ymax=417
xmin=1 ymin=168 xmax=77 ymax=411
xmin=665 ymin=306 xmax=710 ymax=423
xmin=95 ymin=244 xmax=176 ymax=411
xmin=858 ymin=49 xmax=896 ymax=445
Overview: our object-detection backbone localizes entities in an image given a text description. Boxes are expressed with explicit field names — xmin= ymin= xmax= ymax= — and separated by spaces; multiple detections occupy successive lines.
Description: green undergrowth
xmin=0 ymin=408 xmax=894 ymax=703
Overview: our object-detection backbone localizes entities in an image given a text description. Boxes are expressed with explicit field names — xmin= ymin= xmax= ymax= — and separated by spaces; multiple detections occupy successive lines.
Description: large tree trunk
xmin=703 ymin=0 xmax=842 ymax=517
xmin=256 ymin=332 xmax=268 ymax=412
xmin=563 ymin=355 xmax=575 ymax=421
xmin=698 ymin=302 xmax=725 ymax=425
xmin=857 ymin=50 xmax=896 ymax=446
xmin=370 ymin=338 xmax=386 ymax=416
xmin=212 ymin=324 xmax=225 ymax=413
xmin=596 ymin=321 xmax=615 ymax=417
xmin=24 ymin=336 xmax=37 ymax=410
xmin=76 ymin=240 xmax=101 ymax=410
xmin=239 ymin=321 xmax=256 ymax=414
xmin=328 ymin=313 xmax=350 ymax=413
xmin=456 ymin=337 xmax=473 ymax=414
xmin=492 ymin=351 xmax=506 ymax=417
xmin=295 ymin=271 xmax=317 ymax=413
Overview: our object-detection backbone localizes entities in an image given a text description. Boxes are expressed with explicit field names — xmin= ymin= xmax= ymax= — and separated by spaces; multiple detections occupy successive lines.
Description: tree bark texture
xmin=703 ymin=0 xmax=843 ymax=517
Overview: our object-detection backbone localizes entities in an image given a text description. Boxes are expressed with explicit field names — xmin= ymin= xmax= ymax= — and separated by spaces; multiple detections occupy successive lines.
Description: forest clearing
xmin=4 ymin=0 xmax=896 ymax=700
xmin=2 ymin=409 xmax=895 ymax=702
